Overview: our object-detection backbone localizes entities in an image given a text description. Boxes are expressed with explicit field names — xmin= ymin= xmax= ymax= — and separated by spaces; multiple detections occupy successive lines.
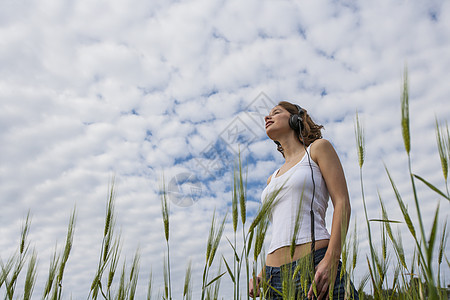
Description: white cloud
xmin=1 ymin=0 xmax=449 ymax=298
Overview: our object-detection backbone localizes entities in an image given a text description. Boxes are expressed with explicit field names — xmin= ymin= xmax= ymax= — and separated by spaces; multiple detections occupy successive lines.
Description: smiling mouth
xmin=265 ymin=122 xmax=273 ymax=128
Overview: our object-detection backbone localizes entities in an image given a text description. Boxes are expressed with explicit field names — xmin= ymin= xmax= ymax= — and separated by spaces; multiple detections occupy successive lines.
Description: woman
xmin=249 ymin=101 xmax=358 ymax=299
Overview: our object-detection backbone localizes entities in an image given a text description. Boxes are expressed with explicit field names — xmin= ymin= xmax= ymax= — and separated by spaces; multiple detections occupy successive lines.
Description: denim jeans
xmin=264 ymin=247 xmax=359 ymax=300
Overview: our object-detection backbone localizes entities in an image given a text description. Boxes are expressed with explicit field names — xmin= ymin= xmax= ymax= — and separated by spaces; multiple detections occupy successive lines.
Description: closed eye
xmin=270 ymin=109 xmax=281 ymax=116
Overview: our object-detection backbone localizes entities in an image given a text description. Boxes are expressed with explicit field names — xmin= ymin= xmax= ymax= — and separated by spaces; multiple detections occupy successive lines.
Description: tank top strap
xmin=269 ymin=168 xmax=279 ymax=182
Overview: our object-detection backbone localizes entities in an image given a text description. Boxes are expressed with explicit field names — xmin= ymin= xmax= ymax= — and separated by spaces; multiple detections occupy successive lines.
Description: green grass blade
xmin=183 ymin=260 xmax=192 ymax=298
xmin=204 ymin=271 xmax=226 ymax=288
xmin=394 ymin=230 xmax=408 ymax=271
xmin=357 ymin=272 xmax=370 ymax=296
xmin=438 ymin=220 xmax=447 ymax=266
xmin=381 ymin=225 xmax=387 ymax=262
xmin=366 ymin=256 xmax=381 ymax=299
xmin=0 ymin=256 xmax=14 ymax=288
xmin=224 ymin=236 xmax=240 ymax=263
xmin=445 ymin=253 xmax=450 ymax=269
xmin=368 ymin=219 xmax=401 ymax=224
xmin=391 ymin=263 xmax=401 ymax=293
xmin=385 ymin=165 xmax=416 ymax=239
xmin=212 ymin=262 xmax=222 ymax=299
xmin=222 ymin=256 xmax=235 ymax=284
xmin=426 ymin=203 xmax=440 ymax=266
xmin=413 ymin=174 xmax=450 ymax=201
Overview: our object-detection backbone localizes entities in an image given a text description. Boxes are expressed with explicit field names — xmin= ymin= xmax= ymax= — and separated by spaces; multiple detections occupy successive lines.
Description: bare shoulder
xmin=310 ymin=139 xmax=338 ymax=162
xmin=267 ymin=174 xmax=272 ymax=185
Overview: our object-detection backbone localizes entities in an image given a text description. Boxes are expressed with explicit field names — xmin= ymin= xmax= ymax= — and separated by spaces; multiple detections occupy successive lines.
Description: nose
xmin=264 ymin=115 xmax=271 ymax=122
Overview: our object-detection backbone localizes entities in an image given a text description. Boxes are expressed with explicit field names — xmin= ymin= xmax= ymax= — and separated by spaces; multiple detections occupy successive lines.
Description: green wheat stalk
xmin=437 ymin=220 xmax=447 ymax=293
xmin=436 ymin=117 xmax=449 ymax=184
xmin=237 ymin=152 xmax=253 ymax=300
xmin=254 ymin=213 xmax=270 ymax=262
xmin=106 ymin=236 xmax=122 ymax=298
xmin=250 ymin=211 xmax=270 ymax=299
xmin=43 ymin=246 xmax=60 ymax=299
xmin=54 ymin=208 xmax=76 ymax=300
xmin=23 ymin=250 xmax=37 ymax=300
xmin=89 ymin=177 xmax=120 ymax=300
xmin=400 ymin=67 xmax=441 ymax=298
xmin=412 ymin=118 xmax=450 ymax=202
xmin=0 ymin=256 xmax=14 ymax=290
xmin=231 ymin=163 xmax=239 ymax=300
xmin=128 ymin=248 xmax=141 ymax=300
xmin=160 ymin=174 xmax=172 ymax=300
xmin=377 ymin=192 xmax=408 ymax=271
xmin=183 ymin=260 xmax=192 ymax=300
xmin=117 ymin=260 xmax=126 ymax=300
xmin=4 ymin=211 xmax=32 ymax=300
xmin=399 ymin=66 xmax=439 ymax=299
xmin=146 ymin=268 xmax=153 ymax=300
xmin=354 ymin=110 xmax=381 ymax=296
xmin=211 ymin=260 xmax=223 ymax=299
xmin=201 ymin=210 xmax=227 ymax=300
xmin=163 ymin=255 xmax=168 ymax=300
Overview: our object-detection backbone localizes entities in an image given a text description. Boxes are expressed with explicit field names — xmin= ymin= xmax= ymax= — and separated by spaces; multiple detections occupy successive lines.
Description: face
xmin=264 ymin=105 xmax=292 ymax=139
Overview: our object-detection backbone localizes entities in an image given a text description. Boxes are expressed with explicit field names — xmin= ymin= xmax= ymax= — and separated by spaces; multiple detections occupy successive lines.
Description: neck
xmin=277 ymin=135 xmax=305 ymax=162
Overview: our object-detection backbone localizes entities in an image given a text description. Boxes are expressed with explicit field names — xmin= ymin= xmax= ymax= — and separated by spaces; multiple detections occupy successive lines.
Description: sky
xmin=0 ymin=0 xmax=449 ymax=298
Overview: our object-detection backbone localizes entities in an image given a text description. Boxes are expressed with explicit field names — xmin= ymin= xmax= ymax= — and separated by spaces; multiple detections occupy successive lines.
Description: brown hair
xmin=275 ymin=101 xmax=324 ymax=155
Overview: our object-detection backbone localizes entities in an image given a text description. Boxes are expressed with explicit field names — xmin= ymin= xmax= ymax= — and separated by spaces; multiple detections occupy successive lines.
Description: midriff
xmin=265 ymin=239 xmax=329 ymax=267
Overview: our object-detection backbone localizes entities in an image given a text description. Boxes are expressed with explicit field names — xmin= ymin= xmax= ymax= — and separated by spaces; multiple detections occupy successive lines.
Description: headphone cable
xmin=298 ymin=125 xmax=316 ymax=275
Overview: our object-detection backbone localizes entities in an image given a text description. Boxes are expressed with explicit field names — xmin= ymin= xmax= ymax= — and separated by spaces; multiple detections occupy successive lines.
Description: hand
xmin=307 ymin=256 xmax=338 ymax=299
xmin=249 ymin=276 xmax=261 ymax=298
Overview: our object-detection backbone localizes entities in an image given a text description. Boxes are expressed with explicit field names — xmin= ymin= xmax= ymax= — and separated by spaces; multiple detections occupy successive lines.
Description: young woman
xmin=249 ymin=101 xmax=359 ymax=299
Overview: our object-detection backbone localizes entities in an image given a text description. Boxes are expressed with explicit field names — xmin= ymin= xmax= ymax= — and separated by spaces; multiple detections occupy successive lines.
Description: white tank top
xmin=260 ymin=145 xmax=331 ymax=254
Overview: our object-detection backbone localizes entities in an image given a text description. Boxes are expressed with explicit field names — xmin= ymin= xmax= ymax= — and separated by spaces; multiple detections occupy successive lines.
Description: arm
xmin=308 ymin=139 xmax=351 ymax=299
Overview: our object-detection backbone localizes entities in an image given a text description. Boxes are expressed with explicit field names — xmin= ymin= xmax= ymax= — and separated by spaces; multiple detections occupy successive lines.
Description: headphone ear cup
xmin=289 ymin=114 xmax=298 ymax=130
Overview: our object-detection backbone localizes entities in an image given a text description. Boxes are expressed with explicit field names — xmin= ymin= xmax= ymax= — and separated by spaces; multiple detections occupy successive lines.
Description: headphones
xmin=288 ymin=104 xmax=305 ymax=132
